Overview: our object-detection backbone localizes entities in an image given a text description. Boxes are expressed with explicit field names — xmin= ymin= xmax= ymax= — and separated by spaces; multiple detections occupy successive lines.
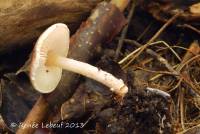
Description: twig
xmin=156 ymin=46 xmax=189 ymax=53
xmin=137 ymin=22 xmax=153 ymax=41
xmin=134 ymin=66 xmax=176 ymax=75
xmin=179 ymin=87 xmax=186 ymax=130
xmin=118 ymin=46 xmax=141 ymax=64
xmin=168 ymin=78 xmax=183 ymax=92
xmin=178 ymin=24 xmax=200 ymax=35
xmin=81 ymin=114 xmax=95 ymax=128
xmin=114 ymin=0 xmax=136 ymax=61
xmin=125 ymin=11 xmax=182 ymax=67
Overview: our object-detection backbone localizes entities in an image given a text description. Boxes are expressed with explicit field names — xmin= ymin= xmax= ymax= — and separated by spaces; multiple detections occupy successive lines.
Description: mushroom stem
xmin=47 ymin=52 xmax=128 ymax=97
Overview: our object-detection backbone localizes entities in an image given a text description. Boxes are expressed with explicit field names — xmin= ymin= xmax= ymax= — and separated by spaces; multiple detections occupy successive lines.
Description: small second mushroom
xmin=29 ymin=23 xmax=128 ymax=97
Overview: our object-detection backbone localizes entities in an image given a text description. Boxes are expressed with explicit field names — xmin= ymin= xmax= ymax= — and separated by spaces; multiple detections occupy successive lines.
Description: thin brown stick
xmin=114 ymin=0 xmax=136 ymax=61
xmin=135 ymin=66 xmax=176 ymax=75
xmin=148 ymin=12 xmax=182 ymax=44
xmin=168 ymin=78 xmax=183 ymax=92
xmin=179 ymin=87 xmax=186 ymax=130
xmin=156 ymin=46 xmax=189 ymax=53
xmin=178 ymin=24 xmax=200 ymax=35
xmin=137 ymin=22 xmax=153 ymax=41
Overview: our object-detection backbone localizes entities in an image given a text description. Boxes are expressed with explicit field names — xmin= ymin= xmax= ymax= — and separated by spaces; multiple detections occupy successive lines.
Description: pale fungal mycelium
xmin=29 ymin=23 xmax=128 ymax=97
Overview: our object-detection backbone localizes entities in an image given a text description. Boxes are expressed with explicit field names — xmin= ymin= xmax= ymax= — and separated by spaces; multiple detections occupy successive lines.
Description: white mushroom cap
xmin=30 ymin=23 xmax=70 ymax=93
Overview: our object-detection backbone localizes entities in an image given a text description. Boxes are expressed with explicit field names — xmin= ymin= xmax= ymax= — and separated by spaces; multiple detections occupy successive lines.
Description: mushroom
xmin=29 ymin=23 xmax=128 ymax=97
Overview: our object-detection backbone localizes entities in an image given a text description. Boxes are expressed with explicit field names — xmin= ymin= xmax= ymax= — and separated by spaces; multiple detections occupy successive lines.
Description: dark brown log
xmin=16 ymin=1 xmax=127 ymax=134
xmin=0 ymin=0 xmax=101 ymax=53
